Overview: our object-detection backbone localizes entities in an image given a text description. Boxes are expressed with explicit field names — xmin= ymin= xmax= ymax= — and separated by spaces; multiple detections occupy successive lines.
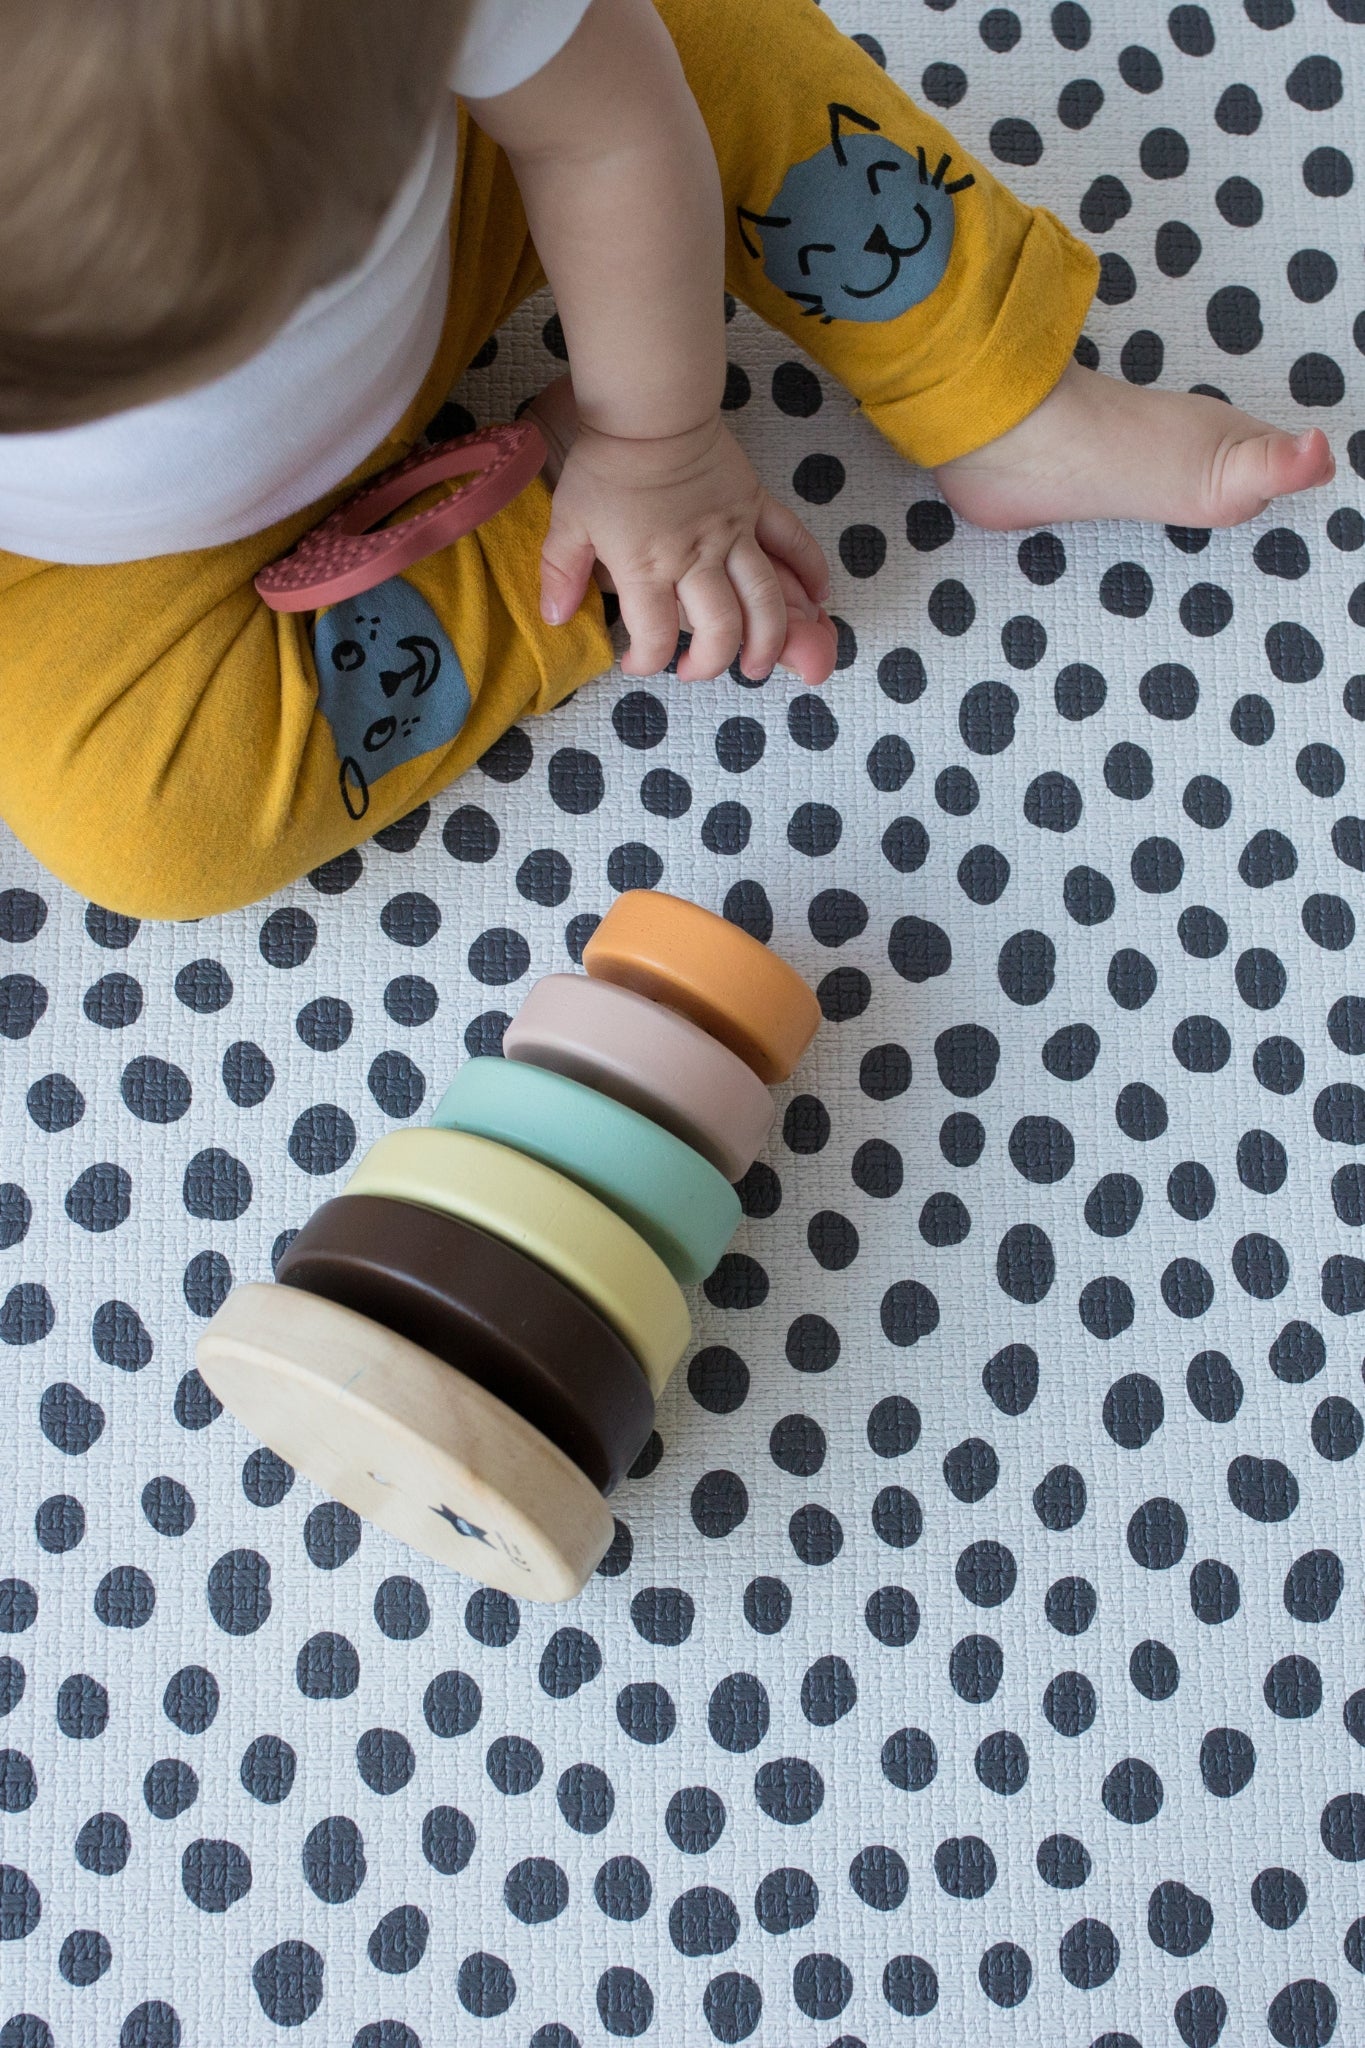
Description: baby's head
xmin=0 ymin=0 xmax=464 ymax=431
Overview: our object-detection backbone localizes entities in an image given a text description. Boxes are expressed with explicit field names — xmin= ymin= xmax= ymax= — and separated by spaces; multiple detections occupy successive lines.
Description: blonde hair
xmin=0 ymin=0 xmax=465 ymax=430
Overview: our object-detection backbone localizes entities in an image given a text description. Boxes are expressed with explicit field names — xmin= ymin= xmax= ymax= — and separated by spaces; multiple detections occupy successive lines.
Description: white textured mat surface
xmin=2 ymin=3 xmax=1364 ymax=2044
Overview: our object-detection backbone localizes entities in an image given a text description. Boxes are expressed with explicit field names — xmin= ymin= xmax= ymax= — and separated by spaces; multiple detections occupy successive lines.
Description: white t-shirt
xmin=0 ymin=0 xmax=592 ymax=564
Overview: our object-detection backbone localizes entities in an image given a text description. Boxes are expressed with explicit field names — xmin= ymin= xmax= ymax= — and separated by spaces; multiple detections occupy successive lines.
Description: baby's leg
xmin=0 ymin=478 xmax=611 ymax=920
xmin=657 ymin=0 xmax=1330 ymax=529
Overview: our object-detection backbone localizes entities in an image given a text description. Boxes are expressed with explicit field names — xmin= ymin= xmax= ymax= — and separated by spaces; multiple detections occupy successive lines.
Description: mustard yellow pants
xmin=0 ymin=0 xmax=1097 ymax=919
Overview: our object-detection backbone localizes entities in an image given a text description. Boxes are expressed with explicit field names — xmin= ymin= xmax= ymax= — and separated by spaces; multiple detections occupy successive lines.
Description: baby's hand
xmin=540 ymin=414 xmax=830 ymax=683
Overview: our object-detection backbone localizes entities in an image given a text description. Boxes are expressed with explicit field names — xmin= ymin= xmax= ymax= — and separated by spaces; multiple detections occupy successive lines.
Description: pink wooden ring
xmin=255 ymin=421 xmax=548 ymax=613
xmin=503 ymin=974 xmax=777 ymax=1183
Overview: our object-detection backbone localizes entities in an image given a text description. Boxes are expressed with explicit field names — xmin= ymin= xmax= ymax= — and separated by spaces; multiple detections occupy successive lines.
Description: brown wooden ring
xmin=274 ymin=1193 xmax=654 ymax=1494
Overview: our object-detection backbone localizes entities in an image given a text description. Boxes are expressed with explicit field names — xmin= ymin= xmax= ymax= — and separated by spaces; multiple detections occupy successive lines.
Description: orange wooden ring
xmin=583 ymin=891 xmax=821 ymax=1086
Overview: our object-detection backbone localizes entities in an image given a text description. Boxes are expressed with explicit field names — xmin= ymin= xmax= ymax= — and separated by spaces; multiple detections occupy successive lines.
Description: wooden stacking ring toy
xmin=432 ymin=1058 xmax=741 ymax=1285
xmin=196 ymin=1285 xmax=613 ymax=1602
xmin=345 ymin=1126 xmax=688 ymax=1395
xmin=195 ymin=891 xmax=819 ymax=1601
xmin=503 ymin=975 xmax=775 ymax=1182
xmin=274 ymin=1195 xmax=654 ymax=1493
xmin=583 ymin=889 xmax=823 ymax=1085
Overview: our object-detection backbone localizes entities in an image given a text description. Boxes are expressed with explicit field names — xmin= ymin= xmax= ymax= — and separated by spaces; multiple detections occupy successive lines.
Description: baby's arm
xmin=463 ymin=0 xmax=828 ymax=683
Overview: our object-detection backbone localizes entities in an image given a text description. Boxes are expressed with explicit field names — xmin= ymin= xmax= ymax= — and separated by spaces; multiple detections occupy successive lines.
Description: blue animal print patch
xmin=312 ymin=577 xmax=471 ymax=821
xmin=738 ymin=102 xmax=973 ymax=324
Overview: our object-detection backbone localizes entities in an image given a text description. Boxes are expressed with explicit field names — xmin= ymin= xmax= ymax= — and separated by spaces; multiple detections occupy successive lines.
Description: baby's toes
xmin=1209 ymin=426 xmax=1334 ymax=526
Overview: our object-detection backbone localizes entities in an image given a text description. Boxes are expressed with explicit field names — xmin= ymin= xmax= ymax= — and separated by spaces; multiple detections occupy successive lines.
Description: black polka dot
xmin=457 ymin=1953 xmax=516 ymax=2021
xmin=1328 ymin=508 xmax=1365 ymax=551
xmin=1201 ymin=1725 xmax=1256 ymax=1797
xmin=0 ymin=973 xmax=46 ymax=1040
xmin=1172 ymin=1989 xmax=1228 ymax=2048
xmin=877 ymin=647 xmax=926 ymax=703
xmin=1177 ymin=907 xmax=1228 ymax=962
xmin=436 ymin=806 xmax=496 ymax=870
xmin=286 ymin=1103 xmax=355 ymax=1175
xmin=1347 ymin=1692 xmax=1365 ymax=1749
xmin=1032 ymin=1464 xmax=1087 ymax=1530
xmin=1025 ymin=770 xmax=1082 ymax=831
xmin=854 ymin=1046 xmax=909 ymax=1110
xmin=1320 ymin=1791 xmax=1365 ymax=1865
xmin=1252 ymin=1867 xmax=1307 ymax=1930
xmin=235 ymin=1734 xmax=294 ymax=1807
xmin=1044 ymin=1671 xmax=1097 ymax=1737
xmin=26 ymin=1071 xmax=85 ymax=1133
xmin=1102 ymin=742 xmax=1151 ymax=803
xmin=1311 ymin=1393 xmax=1364 ymax=1459
xmin=1081 ymin=174 xmax=1131 ymax=233
xmin=798 ymin=1655 xmax=856 ymax=1729
xmin=772 ymin=361 xmax=822 ymax=417
xmin=701 ymin=1973 xmax=762 ymax=2042
xmin=1155 ymin=220 xmax=1202 ymax=281
xmin=501 ymin=1856 xmax=569 ymax=1928
xmin=181 ymin=1836 xmax=252 ymax=1914
xmin=1037 ymin=1833 xmax=1092 ymax=1889
xmin=881 ymin=816 xmax=929 ymax=875
xmin=1046 ymin=1576 xmax=1097 ymax=1635
xmin=933 ymin=765 xmax=978 ymax=811
xmin=959 ymin=679 xmax=1017 ymax=755
xmin=786 ymin=1314 xmax=838 ymax=1377
xmin=863 ymin=1585 xmax=919 ymax=1648
xmin=295 ymin=1630 xmax=359 ymax=1700
xmin=787 ymin=1503 xmax=842 ymax=1566
xmin=916 ymin=1191 xmax=967 ymax=1246
xmin=1266 ymin=1981 xmax=1338 ymax=2048
xmin=935 ymin=1112 xmax=981 ymax=1167
xmin=878 ymin=1278 xmax=942 ymax=1356
xmin=690 ymin=1468 xmax=750 ymax=1536
xmin=1039 ymin=1025 xmax=1099 ymax=1090
xmin=970 ymin=1348 xmax=1033 ymax=1424
xmin=922 ymin=59 xmax=967 ymax=107
xmin=1127 ymin=1496 xmax=1188 ymax=1568
xmin=955 ymin=1536 xmax=1015 ymax=1612
xmin=995 ymin=929 xmax=1053 ymax=1007
xmin=74 ymin=1808 xmax=132 ymax=1875
xmin=1102 ymin=1756 xmax=1164 ymax=1824
xmin=1109 ymin=967 xmax=1153 ymax=1037
xmin=699 ymin=801 xmax=749 ymax=856
xmin=948 ymin=1633 xmax=1004 ymax=1701
xmin=659 ymin=1786 xmax=724 ymax=1859
xmin=1189 ymin=1556 xmax=1240 ymax=1625
xmin=53 ymin=1672 xmax=106 ymax=1740
xmin=586 ymin=1854 xmax=650 ymax=1929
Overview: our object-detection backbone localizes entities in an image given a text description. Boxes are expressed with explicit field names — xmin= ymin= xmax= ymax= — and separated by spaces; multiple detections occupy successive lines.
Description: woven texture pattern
xmin=2 ymin=4 xmax=1363 ymax=2044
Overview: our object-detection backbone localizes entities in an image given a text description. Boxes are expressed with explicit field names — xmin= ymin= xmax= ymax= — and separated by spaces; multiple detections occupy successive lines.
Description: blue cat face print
xmin=312 ymin=575 xmax=471 ymax=820
xmin=739 ymin=102 xmax=974 ymax=324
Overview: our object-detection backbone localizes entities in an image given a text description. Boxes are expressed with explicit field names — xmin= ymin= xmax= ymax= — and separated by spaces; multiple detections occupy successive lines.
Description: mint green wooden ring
xmin=432 ymin=1058 xmax=742 ymax=1284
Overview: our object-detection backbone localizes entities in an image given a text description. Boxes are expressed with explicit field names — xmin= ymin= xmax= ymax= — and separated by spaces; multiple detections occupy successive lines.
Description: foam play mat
xmin=2 ymin=2 xmax=1363 ymax=2043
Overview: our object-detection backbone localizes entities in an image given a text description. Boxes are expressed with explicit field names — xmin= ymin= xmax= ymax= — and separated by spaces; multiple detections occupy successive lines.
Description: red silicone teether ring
xmin=255 ymin=421 xmax=548 ymax=613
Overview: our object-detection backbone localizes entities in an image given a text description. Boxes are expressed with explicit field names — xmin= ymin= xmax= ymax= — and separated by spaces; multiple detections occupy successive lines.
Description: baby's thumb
xmin=540 ymin=523 xmax=597 ymax=627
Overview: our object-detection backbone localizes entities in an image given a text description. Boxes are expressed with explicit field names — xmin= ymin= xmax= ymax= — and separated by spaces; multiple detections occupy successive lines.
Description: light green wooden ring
xmin=432 ymin=1058 xmax=742 ymax=1284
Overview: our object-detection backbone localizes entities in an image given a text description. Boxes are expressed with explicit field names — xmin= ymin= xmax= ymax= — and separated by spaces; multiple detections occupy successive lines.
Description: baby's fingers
xmin=674 ymin=566 xmax=744 ymax=683
xmin=540 ymin=518 xmax=597 ymax=627
xmin=755 ymin=493 xmax=831 ymax=606
xmin=724 ymin=539 xmax=788 ymax=682
xmin=616 ymin=577 xmax=685 ymax=679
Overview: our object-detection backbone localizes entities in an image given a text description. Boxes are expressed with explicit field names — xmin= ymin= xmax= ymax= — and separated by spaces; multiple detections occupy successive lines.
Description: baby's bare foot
xmin=935 ymin=360 xmax=1334 ymax=532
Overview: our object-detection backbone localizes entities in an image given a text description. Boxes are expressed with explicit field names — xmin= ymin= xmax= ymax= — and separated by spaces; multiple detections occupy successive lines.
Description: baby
xmin=0 ymin=0 xmax=1333 ymax=919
